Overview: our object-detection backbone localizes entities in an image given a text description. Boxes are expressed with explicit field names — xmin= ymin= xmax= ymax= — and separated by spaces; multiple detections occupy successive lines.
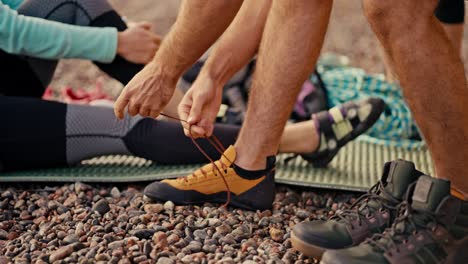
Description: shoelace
xmin=332 ymin=181 xmax=399 ymax=228
xmin=160 ymin=113 xmax=233 ymax=207
xmin=365 ymin=201 xmax=443 ymax=260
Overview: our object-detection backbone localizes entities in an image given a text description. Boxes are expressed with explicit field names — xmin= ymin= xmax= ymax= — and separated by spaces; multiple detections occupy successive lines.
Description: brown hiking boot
xmin=291 ymin=160 xmax=423 ymax=258
xmin=321 ymin=175 xmax=468 ymax=264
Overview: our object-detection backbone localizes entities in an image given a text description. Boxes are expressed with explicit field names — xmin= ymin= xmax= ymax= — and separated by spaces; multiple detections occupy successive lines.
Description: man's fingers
xmin=188 ymin=125 xmax=206 ymax=138
xmin=139 ymin=106 xmax=151 ymax=117
xmin=128 ymin=102 xmax=141 ymax=116
xmin=114 ymin=94 xmax=130 ymax=120
xmin=149 ymin=110 xmax=160 ymax=119
xmin=204 ymin=123 xmax=215 ymax=137
xmin=188 ymin=96 xmax=204 ymax=125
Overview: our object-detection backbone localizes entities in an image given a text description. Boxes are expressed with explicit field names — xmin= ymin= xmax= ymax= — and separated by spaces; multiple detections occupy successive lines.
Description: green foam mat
xmin=0 ymin=141 xmax=433 ymax=192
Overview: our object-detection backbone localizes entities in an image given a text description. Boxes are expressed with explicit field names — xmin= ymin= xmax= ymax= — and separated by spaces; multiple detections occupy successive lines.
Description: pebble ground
xmin=0 ymin=183 xmax=358 ymax=264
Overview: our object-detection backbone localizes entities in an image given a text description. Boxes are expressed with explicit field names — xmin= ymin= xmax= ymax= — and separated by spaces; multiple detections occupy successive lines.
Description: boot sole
xmin=291 ymin=231 xmax=327 ymax=258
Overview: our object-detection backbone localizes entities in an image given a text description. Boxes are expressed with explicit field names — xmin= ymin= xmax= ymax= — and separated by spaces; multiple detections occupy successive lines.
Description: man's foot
xmin=144 ymin=146 xmax=276 ymax=210
xmin=301 ymin=97 xmax=385 ymax=167
xmin=321 ymin=175 xmax=468 ymax=264
xmin=291 ymin=160 xmax=422 ymax=258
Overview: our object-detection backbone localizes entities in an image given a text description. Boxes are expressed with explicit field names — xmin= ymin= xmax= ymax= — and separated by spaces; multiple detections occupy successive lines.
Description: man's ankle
xmin=234 ymin=155 xmax=275 ymax=180
xmin=233 ymin=143 xmax=275 ymax=170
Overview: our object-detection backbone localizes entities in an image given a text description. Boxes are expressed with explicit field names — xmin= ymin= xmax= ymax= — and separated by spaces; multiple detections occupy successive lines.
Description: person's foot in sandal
xmin=299 ymin=97 xmax=385 ymax=167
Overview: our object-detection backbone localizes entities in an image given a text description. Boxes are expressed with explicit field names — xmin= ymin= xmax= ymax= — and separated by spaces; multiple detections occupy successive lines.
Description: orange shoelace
xmin=160 ymin=113 xmax=233 ymax=207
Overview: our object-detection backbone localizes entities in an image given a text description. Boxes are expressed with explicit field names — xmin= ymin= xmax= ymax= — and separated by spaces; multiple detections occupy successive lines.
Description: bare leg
xmin=279 ymin=121 xmax=319 ymax=154
xmin=364 ymin=0 xmax=468 ymax=196
xmin=443 ymin=23 xmax=464 ymax=55
xmin=383 ymin=22 xmax=464 ymax=82
xmin=234 ymin=0 xmax=333 ymax=170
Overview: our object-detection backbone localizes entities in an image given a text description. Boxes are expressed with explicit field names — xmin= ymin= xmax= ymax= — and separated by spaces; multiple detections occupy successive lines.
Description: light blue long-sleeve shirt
xmin=0 ymin=0 xmax=118 ymax=62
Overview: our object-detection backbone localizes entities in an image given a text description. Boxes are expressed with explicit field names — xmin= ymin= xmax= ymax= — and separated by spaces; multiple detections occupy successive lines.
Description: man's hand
xmin=178 ymin=76 xmax=223 ymax=138
xmin=114 ymin=62 xmax=177 ymax=119
xmin=117 ymin=22 xmax=161 ymax=64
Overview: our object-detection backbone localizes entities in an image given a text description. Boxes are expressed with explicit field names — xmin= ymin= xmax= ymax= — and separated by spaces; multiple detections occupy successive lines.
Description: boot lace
xmin=332 ymin=181 xmax=399 ymax=229
xmin=365 ymin=201 xmax=443 ymax=259
xmin=160 ymin=113 xmax=233 ymax=207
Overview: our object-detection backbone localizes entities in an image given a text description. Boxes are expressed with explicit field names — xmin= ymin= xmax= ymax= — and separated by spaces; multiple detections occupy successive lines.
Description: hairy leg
xmin=234 ymin=0 xmax=333 ymax=170
xmin=382 ymin=22 xmax=464 ymax=82
xmin=382 ymin=0 xmax=465 ymax=82
xmin=364 ymin=0 xmax=468 ymax=195
xmin=443 ymin=23 xmax=464 ymax=55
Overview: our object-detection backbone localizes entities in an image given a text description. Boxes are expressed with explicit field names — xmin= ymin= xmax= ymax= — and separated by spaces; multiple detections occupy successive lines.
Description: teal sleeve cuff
xmin=67 ymin=26 xmax=118 ymax=63
xmin=2 ymin=0 xmax=24 ymax=10
xmin=0 ymin=4 xmax=118 ymax=62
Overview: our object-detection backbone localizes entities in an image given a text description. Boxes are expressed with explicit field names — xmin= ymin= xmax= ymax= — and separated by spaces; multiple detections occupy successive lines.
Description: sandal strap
xmin=313 ymin=112 xmax=338 ymax=151
xmin=341 ymin=101 xmax=361 ymax=129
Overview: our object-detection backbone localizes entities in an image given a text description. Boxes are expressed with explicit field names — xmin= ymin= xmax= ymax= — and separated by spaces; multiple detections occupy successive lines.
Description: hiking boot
xmin=144 ymin=145 xmax=276 ymax=210
xmin=291 ymin=160 xmax=422 ymax=257
xmin=321 ymin=175 xmax=468 ymax=264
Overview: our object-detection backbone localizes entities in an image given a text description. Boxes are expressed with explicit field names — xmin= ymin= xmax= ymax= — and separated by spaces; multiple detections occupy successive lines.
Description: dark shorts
xmin=435 ymin=0 xmax=465 ymax=24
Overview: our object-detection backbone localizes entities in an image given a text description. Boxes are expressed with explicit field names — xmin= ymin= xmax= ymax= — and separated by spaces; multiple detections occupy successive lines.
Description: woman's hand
xmin=114 ymin=62 xmax=178 ymax=119
xmin=117 ymin=22 xmax=161 ymax=64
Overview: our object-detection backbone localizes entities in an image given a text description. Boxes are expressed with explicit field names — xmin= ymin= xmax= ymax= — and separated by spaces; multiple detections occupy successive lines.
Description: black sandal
xmin=300 ymin=97 xmax=385 ymax=167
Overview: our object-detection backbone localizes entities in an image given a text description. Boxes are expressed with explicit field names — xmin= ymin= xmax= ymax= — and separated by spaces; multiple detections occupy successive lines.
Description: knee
xmin=363 ymin=0 xmax=438 ymax=36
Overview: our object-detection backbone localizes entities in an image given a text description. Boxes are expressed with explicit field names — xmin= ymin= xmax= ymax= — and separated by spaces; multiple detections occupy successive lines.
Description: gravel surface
xmin=0 ymin=183 xmax=357 ymax=263
xmin=2 ymin=1 xmax=467 ymax=263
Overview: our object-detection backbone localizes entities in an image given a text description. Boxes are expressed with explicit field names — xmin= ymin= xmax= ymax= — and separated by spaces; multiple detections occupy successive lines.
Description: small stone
xmin=112 ymin=248 xmax=124 ymax=257
xmin=93 ymin=199 xmax=110 ymax=215
xmin=130 ymin=229 xmax=156 ymax=239
xmin=219 ymin=234 xmax=236 ymax=245
xmin=167 ymin=234 xmax=180 ymax=244
xmin=133 ymin=255 xmax=147 ymax=262
xmin=269 ymin=227 xmax=284 ymax=242
xmin=215 ymin=224 xmax=231 ymax=235
xmin=49 ymin=243 xmax=84 ymax=262
xmin=181 ymin=255 xmax=193 ymax=263
xmin=163 ymin=201 xmax=174 ymax=211
xmin=0 ymin=229 xmax=7 ymax=240
xmin=296 ymin=209 xmax=310 ymax=219
xmin=63 ymin=194 xmax=77 ymax=207
xmin=56 ymin=230 xmax=67 ymax=239
xmin=95 ymin=253 xmax=110 ymax=261
xmin=193 ymin=230 xmax=208 ymax=240
xmin=207 ymin=218 xmax=221 ymax=226
xmin=14 ymin=199 xmax=25 ymax=209
xmin=118 ymin=258 xmax=131 ymax=264
xmin=153 ymin=231 xmax=168 ymax=249
xmin=156 ymin=257 xmax=175 ymax=264
xmin=110 ymin=187 xmax=121 ymax=198
xmin=63 ymin=234 xmax=79 ymax=245
xmin=242 ymin=261 xmax=257 ymax=264
xmin=186 ymin=241 xmax=202 ymax=252
xmin=1 ymin=190 xmax=13 ymax=199
xmin=108 ymin=240 xmax=124 ymax=250
xmin=332 ymin=203 xmax=339 ymax=211
xmin=143 ymin=242 xmax=152 ymax=256
xmin=0 ymin=256 xmax=9 ymax=264
xmin=144 ymin=204 xmax=164 ymax=214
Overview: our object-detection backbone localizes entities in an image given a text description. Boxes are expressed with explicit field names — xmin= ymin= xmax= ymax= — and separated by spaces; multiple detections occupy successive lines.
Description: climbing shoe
xmin=144 ymin=145 xmax=276 ymax=210
xmin=301 ymin=97 xmax=385 ymax=167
